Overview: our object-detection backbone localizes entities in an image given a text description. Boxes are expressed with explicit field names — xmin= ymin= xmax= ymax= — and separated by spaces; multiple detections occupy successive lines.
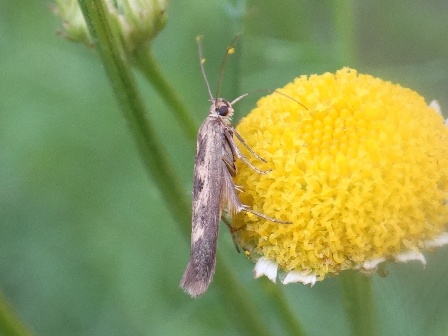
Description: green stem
xmin=340 ymin=272 xmax=376 ymax=336
xmin=215 ymin=259 xmax=271 ymax=336
xmin=0 ymin=291 xmax=32 ymax=336
xmin=333 ymin=0 xmax=356 ymax=66
xmin=77 ymin=1 xmax=275 ymax=334
xmin=269 ymin=286 xmax=306 ymax=336
xmin=77 ymin=0 xmax=190 ymax=231
xmin=133 ymin=47 xmax=198 ymax=142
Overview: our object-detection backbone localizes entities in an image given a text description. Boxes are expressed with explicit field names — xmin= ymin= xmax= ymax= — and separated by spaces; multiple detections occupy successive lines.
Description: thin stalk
xmin=269 ymin=286 xmax=306 ymax=336
xmin=333 ymin=0 xmax=356 ymax=67
xmin=77 ymin=0 xmax=190 ymax=230
xmin=77 ymin=1 xmax=274 ymax=334
xmin=214 ymin=259 xmax=270 ymax=336
xmin=0 ymin=291 xmax=32 ymax=336
xmin=133 ymin=47 xmax=198 ymax=142
xmin=340 ymin=272 xmax=376 ymax=336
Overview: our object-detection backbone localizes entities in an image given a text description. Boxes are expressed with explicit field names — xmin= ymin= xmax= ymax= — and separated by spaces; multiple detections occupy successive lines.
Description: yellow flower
xmin=233 ymin=68 xmax=448 ymax=285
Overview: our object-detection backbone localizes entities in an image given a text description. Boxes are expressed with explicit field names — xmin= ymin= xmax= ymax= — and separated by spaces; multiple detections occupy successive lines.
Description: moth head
xmin=211 ymin=98 xmax=234 ymax=121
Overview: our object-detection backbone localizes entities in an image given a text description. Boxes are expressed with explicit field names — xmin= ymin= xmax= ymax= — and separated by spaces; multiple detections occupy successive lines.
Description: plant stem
xmin=215 ymin=259 xmax=271 ymax=336
xmin=340 ymin=272 xmax=376 ymax=336
xmin=270 ymin=286 xmax=306 ymax=336
xmin=78 ymin=0 xmax=190 ymax=231
xmin=0 ymin=291 xmax=32 ymax=336
xmin=133 ymin=47 xmax=198 ymax=142
xmin=333 ymin=0 xmax=356 ymax=67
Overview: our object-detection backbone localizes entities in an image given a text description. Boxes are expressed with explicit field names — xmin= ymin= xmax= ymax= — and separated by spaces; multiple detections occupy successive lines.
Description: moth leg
xmin=220 ymin=212 xmax=240 ymax=253
xmin=234 ymin=184 xmax=244 ymax=193
xmin=222 ymin=156 xmax=237 ymax=177
xmin=224 ymin=130 xmax=271 ymax=175
xmin=230 ymin=126 xmax=268 ymax=163
xmin=221 ymin=167 xmax=246 ymax=216
xmin=222 ymin=210 xmax=247 ymax=233
xmin=222 ymin=168 xmax=291 ymax=224
xmin=242 ymin=206 xmax=291 ymax=224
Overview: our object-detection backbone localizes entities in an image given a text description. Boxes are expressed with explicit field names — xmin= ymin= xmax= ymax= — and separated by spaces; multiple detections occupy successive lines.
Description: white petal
xmin=362 ymin=257 xmax=386 ymax=270
xmin=281 ymin=271 xmax=317 ymax=286
xmin=394 ymin=250 xmax=426 ymax=265
xmin=253 ymin=257 xmax=278 ymax=283
xmin=424 ymin=232 xmax=448 ymax=248
xmin=429 ymin=100 xmax=442 ymax=115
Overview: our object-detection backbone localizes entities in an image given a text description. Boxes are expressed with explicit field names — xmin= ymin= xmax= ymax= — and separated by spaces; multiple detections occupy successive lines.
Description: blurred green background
xmin=1 ymin=0 xmax=448 ymax=335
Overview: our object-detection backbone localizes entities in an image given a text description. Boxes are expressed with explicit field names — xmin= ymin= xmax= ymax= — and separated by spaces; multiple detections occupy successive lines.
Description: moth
xmin=180 ymin=36 xmax=290 ymax=298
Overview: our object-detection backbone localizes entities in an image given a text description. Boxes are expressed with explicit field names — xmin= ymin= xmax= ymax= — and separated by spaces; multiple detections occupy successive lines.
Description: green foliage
xmin=1 ymin=0 xmax=448 ymax=335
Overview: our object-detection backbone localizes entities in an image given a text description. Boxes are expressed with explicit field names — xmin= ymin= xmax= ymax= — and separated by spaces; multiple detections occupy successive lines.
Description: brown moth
xmin=180 ymin=36 xmax=290 ymax=298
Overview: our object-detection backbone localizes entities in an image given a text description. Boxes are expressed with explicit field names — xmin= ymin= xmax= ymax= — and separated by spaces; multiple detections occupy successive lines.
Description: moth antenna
xmin=231 ymin=88 xmax=308 ymax=110
xmin=270 ymin=89 xmax=308 ymax=110
xmin=196 ymin=35 xmax=214 ymax=100
xmin=215 ymin=33 xmax=241 ymax=99
xmin=230 ymin=93 xmax=249 ymax=106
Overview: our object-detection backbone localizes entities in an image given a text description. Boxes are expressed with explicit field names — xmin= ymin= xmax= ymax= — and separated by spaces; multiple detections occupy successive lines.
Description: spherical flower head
xmin=233 ymin=68 xmax=448 ymax=285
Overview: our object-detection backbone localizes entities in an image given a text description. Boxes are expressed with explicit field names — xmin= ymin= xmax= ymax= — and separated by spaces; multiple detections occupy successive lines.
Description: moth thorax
xmin=211 ymin=98 xmax=234 ymax=121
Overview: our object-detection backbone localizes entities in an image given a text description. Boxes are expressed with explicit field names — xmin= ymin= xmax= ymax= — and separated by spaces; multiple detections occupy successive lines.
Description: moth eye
xmin=216 ymin=105 xmax=229 ymax=116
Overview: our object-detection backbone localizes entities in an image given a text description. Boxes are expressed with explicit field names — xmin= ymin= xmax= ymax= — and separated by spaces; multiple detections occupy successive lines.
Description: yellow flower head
xmin=233 ymin=68 xmax=448 ymax=285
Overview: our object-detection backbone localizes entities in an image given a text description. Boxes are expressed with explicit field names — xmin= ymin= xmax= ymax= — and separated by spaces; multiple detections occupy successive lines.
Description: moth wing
xmin=221 ymin=168 xmax=245 ymax=216
xmin=220 ymin=130 xmax=245 ymax=216
xmin=180 ymin=117 xmax=224 ymax=297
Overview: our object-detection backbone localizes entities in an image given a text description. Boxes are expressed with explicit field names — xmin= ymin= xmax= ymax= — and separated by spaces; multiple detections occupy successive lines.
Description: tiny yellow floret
xmin=233 ymin=68 xmax=448 ymax=280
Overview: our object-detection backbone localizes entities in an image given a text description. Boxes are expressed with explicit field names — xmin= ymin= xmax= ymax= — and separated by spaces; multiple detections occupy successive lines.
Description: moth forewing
xmin=180 ymin=116 xmax=226 ymax=297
